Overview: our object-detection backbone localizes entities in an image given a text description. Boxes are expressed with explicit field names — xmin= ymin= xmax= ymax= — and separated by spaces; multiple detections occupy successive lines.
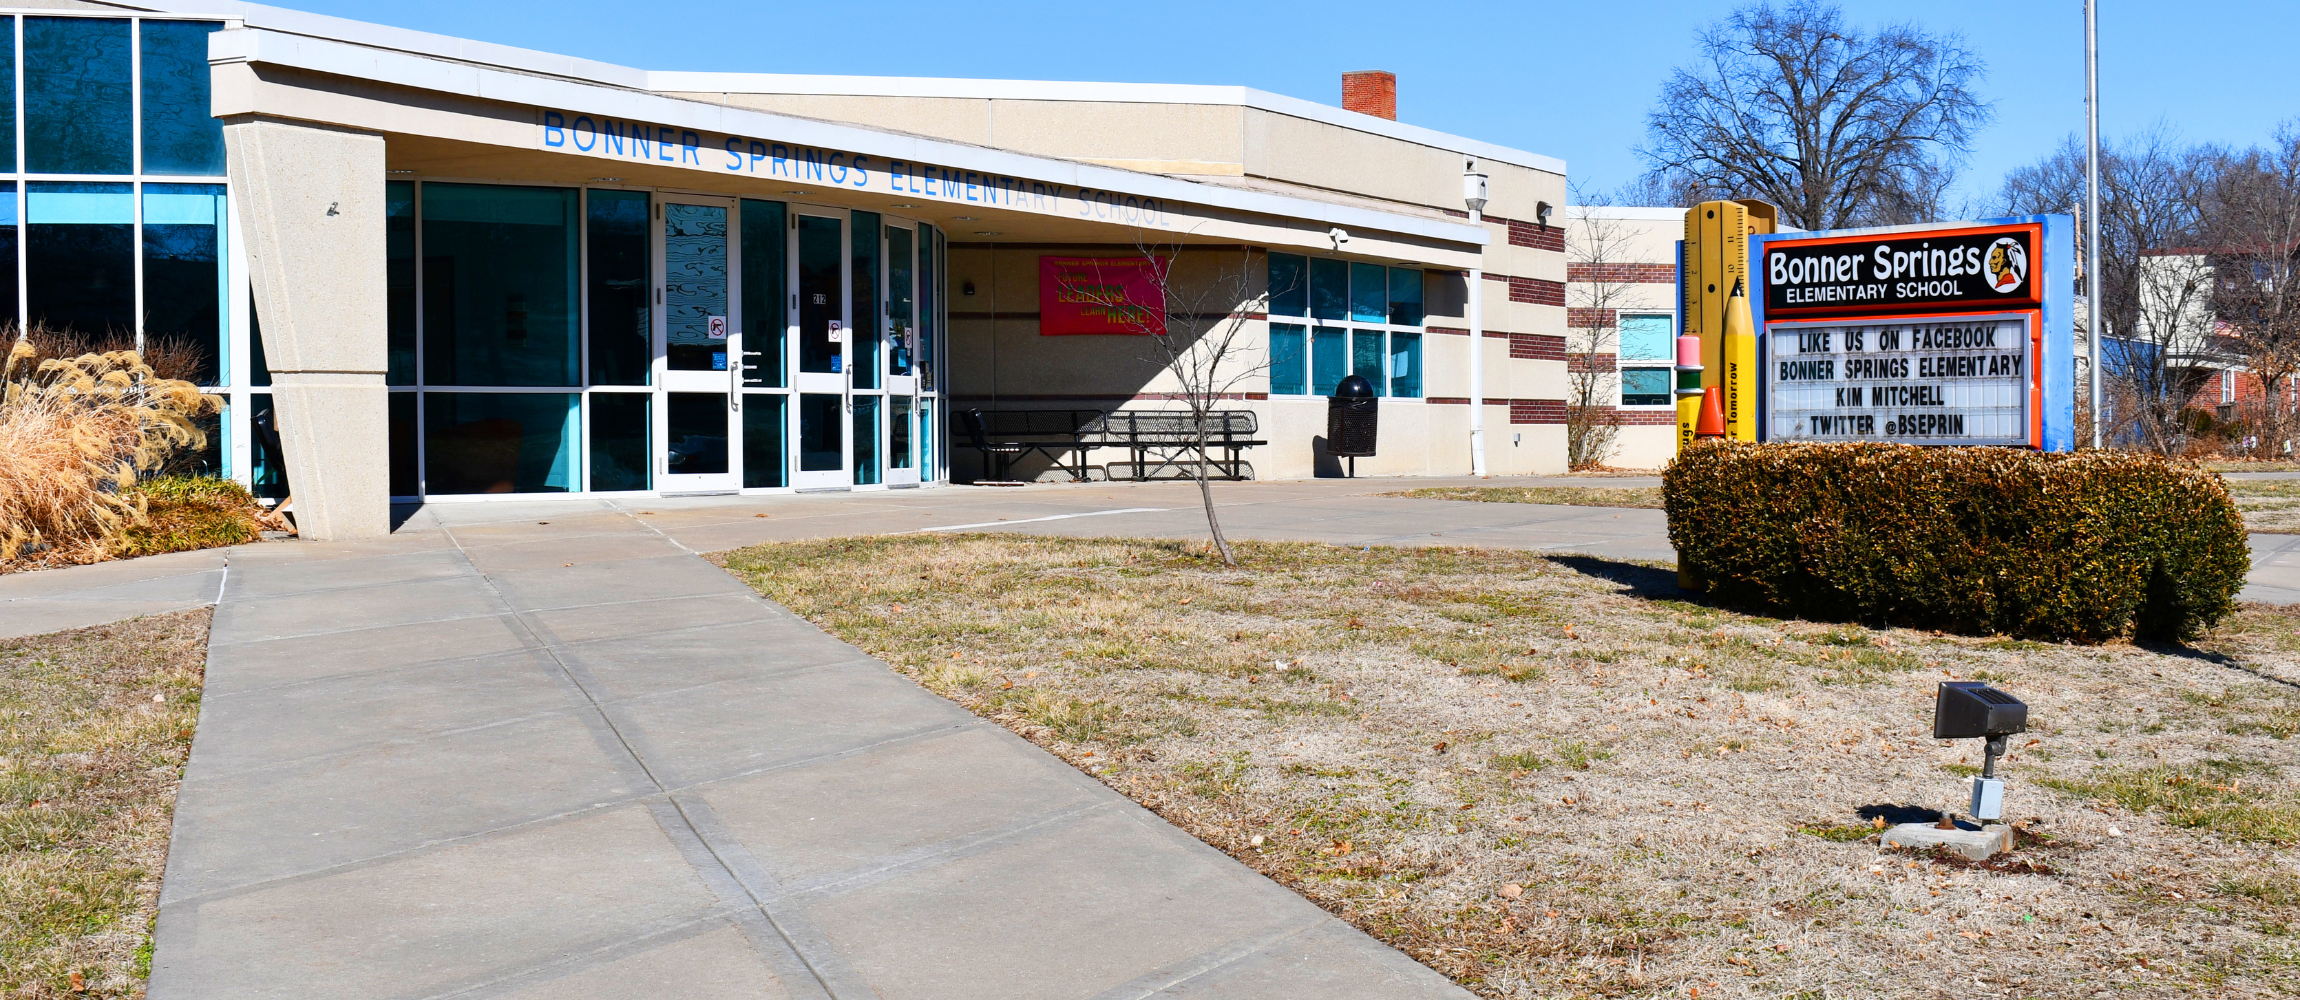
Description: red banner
xmin=1039 ymin=256 xmax=1166 ymax=335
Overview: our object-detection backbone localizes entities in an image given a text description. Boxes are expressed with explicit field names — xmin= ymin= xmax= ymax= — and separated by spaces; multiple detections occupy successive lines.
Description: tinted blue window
xmin=1311 ymin=326 xmax=1347 ymax=394
xmin=1269 ymin=323 xmax=1306 ymax=395
xmin=1620 ymin=314 xmax=1673 ymax=362
xmin=27 ymin=182 xmax=134 ymax=336
xmin=1267 ymin=252 xmax=1307 ymax=317
xmin=1350 ymin=262 xmax=1387 ymax=323
xmin=0 ymin=182 xmax=17 ymax=326
xmin=1351 ymin=329 xmax=1386 ymax=396
xmin=386 ymin=181 xmax=416 ymax=384
xmin=143 ymin=183 xmax=228 ymax=385
xmin=1389 ymin=332 xmax=1421 ymax=398
xmin=27 ymin=18 xmax=132 ymax=175
xmin=423 ymin=392 xmax=579 ymax=494
xmin=1310 ymin=258 xmax=1348 ymax=321
xmin=1622 ymin=368 xmax=1672 ymax=406
xmin=1388 ymin=268 xmax=1423 ymax=326
xmin=0 ymin=20 xmax=15 ymax=172
xmin=420 ymin=183 xmax=580 ymax=387
xmin=141 ymin=21 xmax=226 ymax=175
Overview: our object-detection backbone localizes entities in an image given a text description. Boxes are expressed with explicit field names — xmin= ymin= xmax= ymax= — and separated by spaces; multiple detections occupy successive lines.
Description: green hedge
xmin=1663 ymin=442 xmax=2249 ymax=643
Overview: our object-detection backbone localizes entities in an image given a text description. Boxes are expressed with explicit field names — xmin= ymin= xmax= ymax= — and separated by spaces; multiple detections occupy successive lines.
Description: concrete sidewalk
xmin=150 ymin=493 xmax=1471 ymax=1000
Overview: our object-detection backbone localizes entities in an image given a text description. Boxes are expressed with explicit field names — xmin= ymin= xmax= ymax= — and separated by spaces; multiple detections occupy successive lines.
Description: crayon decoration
xmin=1695 ymin=386 xmax=1727 ymax=439
xmin=1673 ymin=333 xmax=1705 ymax=452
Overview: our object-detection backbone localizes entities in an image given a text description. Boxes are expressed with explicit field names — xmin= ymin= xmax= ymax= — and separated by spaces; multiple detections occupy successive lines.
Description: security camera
xmin=1536 ymin=201 xmax=1554 ymax=227
xmin=1328 ymin=227 xmax=1351 ymax=250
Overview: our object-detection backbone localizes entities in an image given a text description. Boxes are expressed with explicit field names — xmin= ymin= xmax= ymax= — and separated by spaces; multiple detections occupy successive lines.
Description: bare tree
xmin=1639 ymin=0 xmax=1990 ymax=231
xmin=1998 ymin=129 xmax=2224 ymax=452
xmin=1564 ymin=196 xmax=1633 ymax=469
xmin=1056 ymin=237 xmax=1269 ymax=566
xmin=2208 ymin=123 xmax=2300 ymax=456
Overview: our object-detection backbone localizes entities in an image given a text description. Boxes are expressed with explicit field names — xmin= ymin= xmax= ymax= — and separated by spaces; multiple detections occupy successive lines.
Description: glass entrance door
xmin=882 ymin=218 xmax=921 ymax=486
xmin=657 ymin=197 xmax=740 ymax=493
xmin=791 ymin=207 xmax=849 ymax=489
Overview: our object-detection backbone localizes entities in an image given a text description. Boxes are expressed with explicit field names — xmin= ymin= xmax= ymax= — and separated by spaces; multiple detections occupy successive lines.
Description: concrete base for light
xmin=1882 ymin=822 xmax=2012 ymax=861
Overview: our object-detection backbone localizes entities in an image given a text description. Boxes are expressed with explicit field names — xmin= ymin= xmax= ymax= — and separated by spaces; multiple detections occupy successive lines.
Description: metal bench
xmin=960 ymin=408 xmax=1099 ymax=482
xmin=1081 ymin=410 xmax=1264 ymax=481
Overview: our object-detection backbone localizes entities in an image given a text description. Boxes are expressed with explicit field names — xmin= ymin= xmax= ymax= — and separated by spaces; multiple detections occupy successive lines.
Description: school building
xmin=9 ymin=1 xmax=1575 ymax=538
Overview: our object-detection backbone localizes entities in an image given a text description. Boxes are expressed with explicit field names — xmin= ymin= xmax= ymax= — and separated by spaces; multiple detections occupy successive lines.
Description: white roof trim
xmin=1564 ymin=206 xmax=1685 ymax=222
xmin=649 ymin=73 xmax=1566 ymax=176
xmin=115 ymin=0 xmax=1563 ymax=176
xmin=210 ymin=27 xmax=1487 ymax=248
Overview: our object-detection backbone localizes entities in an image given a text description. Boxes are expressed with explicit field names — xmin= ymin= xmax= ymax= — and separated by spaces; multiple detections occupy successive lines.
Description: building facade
xmin=1562 ymin=207 xmax=1682 ymax=470
xmin=10 ymin=1 xmax=1572 ymax=537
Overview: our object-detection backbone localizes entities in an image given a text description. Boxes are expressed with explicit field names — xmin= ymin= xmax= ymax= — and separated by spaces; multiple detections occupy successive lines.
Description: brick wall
xmin=1507 ymin=276 xmax=1564 ymax=307
xmin=1565 ymin=307 xmax=1614 ymax=330
xmin=1507 ymin=220 xmax=1565 ymax=253
xmin=1566 ymin=354 xmax=1615 ymax=373
xmin=1510 ymin=399 xmax=1566 ymax=424
xmin=1510 ymin=333 xmax=1564 ymax=360
xmin=1567 ymin=262 xmax=1676 ymax=284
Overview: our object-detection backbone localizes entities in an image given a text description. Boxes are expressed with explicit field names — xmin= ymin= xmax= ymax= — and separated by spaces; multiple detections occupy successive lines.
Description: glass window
xmin=26 ymin=17 xmax=131 ymax=175
xmin=1350 ymin=262 xmax=1387 ymax=323
xmin=919 ymin=403 xmax=934 ymax=473
xmin=852 ymin=394 xmax=879 ymax=485
xmin=0 ymin=20 xmax=15 ymax=172
xmin=422 ymin=392 xmax=579 ymax=494
xmin=586 ymin=189 xmax=649 ymax=386
xmin=796 ymin=215 xmax=841 ymax=375
xmin=1388 ymin=268 xmax=1423 ymax=326
xmin=666 ymin=392 xmax=727 ymax=475
xmin=742 ymin=393 xmax=786 ymax=488
xmin=388 ymin=392 xmax=416 ymax=497
xmin=0 ymin=184 xmax=18 ymax=335
xmin=248 ymin=393 xmax=289 ymax=499
xmin=1269 ymin=323 xmax=1307 ymax=395
xmin=140 ymin=21 xmax=226 ymax=175
xmin=1622 ymin=368 xmax=1672 ymax=407
xmin=663 ymin=203 xmax=729 ymax=374
xmin=1311 ymin=326 xmax=1347 ymax=395
xmin=386 ymin=181 xmax=415 ymax=385
xmin=588 ymin=391 xmax=649 ymax=491
xmin=888 ymin=225 xmax=914 ymax=377
xmin=420 ymin=183 xmax=579 ymax=387
xmin=920 ymin=227 xmax=938 ymax=390
xmin=1310 ymin=258 xmax=1347 ymax=321
xmin=1620 ymin=313 xmax=1673 ymax=362
xmin=851 ymin=211 xmax=880 ymax=388
xmin=1268 ymin=252 xmax=1307 ymax=317
xmin=1351 ymin=329 xmax=1387 ymax=396
xmin=1390 ymin=332 xmax=1422 ymax=398
xmin=142 ymin=183 xmax=227 ymax=386
xmin=890 ymin=395 xmax=913 ymax=469
xmin=739 ymin=199 xmax=785 ymax=388
xmin=798 ymin=392 xmax=841 ymax=470
xmin=248 ymin=295 xmax=270 ymax=386
xmin=27 ymin=182 xmax=134 ymax=338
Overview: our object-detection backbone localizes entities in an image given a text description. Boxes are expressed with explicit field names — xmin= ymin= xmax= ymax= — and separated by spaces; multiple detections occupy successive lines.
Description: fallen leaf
xmin=70 ymin=971 xmax=84 ymax=991
xmin=1179 ymin=597 xmax=1192 ymax=605
xmin=1872 ymin=816 xmax=1888 ymax=830
xmin=1499 ymin=883 xmax=1523 ymax=899
xmin=1545 ymin=908 xmax=1559 ymax=917
xmin=1023 ymin=670 xmax=1037 ymax=679
xmin=754 ymin=513 xmax=769 ymax=518
xmin=1433 ymin=741 xmax=1449 ymax=752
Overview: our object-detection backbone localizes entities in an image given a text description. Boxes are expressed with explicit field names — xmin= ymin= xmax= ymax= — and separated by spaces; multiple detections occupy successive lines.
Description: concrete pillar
xmin=224 ymin=119 xmax=390 ymax=539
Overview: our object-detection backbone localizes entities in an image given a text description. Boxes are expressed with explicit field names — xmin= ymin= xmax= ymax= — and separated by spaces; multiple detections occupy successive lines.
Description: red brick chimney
xmin=1341 ymin=70 xmax=1396 ymax=120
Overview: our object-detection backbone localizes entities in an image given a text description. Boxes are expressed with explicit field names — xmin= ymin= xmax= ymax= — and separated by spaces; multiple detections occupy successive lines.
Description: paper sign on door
xmin=827 ymin=320 xmax=844 ymax=343
xmin=707 ymin=316 xmax=727 ymax=340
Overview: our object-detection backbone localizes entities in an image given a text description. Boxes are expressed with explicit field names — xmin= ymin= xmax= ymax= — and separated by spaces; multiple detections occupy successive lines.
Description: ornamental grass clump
xmin=1664 ymin=441 xmax=2248 ymax=643
xmin=0 ymin=337 xmax=220 ymax=568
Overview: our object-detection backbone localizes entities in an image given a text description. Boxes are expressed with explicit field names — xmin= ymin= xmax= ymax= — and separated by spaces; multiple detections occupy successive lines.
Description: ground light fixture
xmin=1933 ymin=681 xmax=2029 ymax=821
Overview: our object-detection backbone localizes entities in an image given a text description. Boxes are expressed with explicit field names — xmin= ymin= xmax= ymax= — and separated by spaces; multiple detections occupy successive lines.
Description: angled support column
xmin=225 ymin=118 xmax=389 ymax=539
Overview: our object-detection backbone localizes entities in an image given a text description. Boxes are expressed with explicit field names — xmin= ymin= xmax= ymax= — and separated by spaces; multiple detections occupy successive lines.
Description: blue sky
xmin=297 ymin=1 xmax=2292 ymax=206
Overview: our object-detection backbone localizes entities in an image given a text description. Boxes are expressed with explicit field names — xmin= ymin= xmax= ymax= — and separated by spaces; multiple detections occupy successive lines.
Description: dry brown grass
xmin=0 ymin=609 xmax=209 ymax=998
xmin=1 ymin=339 xmax=218 ymax=570
xmin=721 ymin=535 xmax=2300 ymax=999
xmin=2225 ymin=479 xmax=2300 ymax=533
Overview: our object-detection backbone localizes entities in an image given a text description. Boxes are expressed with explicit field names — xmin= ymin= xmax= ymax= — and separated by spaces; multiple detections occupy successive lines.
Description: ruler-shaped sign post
xmin=1748 ymin=215 xmax=2076 ymax=451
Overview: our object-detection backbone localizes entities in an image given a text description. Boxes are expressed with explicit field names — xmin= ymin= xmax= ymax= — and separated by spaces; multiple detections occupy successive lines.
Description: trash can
xmin=1327 ymin=375 xmax=1378 ymax=475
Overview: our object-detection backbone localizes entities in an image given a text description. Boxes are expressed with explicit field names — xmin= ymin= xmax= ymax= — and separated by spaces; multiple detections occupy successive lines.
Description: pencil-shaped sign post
xmin=1724 ymin=277 xmax=1757 ymax=441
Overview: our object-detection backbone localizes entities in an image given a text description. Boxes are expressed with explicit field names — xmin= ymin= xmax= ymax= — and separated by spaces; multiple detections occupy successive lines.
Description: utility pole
xmin=2085 ymin=0 xmax=2104 ymax=449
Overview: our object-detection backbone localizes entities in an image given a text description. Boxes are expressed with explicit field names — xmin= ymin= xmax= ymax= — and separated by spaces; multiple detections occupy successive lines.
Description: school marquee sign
xmin=1754 ymin=219 xmax=2074 ymax=450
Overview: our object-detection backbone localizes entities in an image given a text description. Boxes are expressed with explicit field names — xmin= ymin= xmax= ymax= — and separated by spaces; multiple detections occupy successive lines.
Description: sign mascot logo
xmin=1984 ymin=236 xmax=2028 ymax=294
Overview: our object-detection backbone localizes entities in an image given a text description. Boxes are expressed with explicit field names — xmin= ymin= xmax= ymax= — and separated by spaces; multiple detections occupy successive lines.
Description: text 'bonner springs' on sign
xmin=1763 ymin=224 xmax=2038 ymax=317
xmin=1768 ymin=314 xmax=2033 ymax=446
